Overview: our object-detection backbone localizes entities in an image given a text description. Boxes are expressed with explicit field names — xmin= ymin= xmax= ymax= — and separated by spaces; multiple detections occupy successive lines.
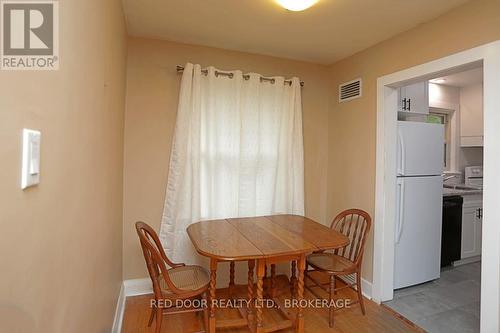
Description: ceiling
xmin=432 ymin=67 xmax=483 ymax=88
xmin=122 ymin=0 xmax=470 ymax=65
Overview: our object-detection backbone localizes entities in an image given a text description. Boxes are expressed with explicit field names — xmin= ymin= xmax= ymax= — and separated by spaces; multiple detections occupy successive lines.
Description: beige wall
xmin=327 ymin=0 xmax=500 ymax=282
xmin=123 ymin=38 xmax=331 ymax=279
xmin=123 ymin=0 xmax=500 ymax=284
xmin=0 ymin=0 xmax=127 ymax=332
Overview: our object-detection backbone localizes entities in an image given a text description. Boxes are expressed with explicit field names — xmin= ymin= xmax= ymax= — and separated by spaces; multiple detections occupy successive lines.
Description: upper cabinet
xmin=398 ymin=82 xmax=429 ymax=114
xmin=460 ymin=83 xmax=483 ymax=147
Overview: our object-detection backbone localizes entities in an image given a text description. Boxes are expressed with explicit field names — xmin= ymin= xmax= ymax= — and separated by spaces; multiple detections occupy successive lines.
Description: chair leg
xmin=203 ymin=292 xmax=210 ymax=332
xmin=329 ymin=275 xmax=335 ymax=328
xmin=148 ymin=306 xmax=157 ymax=327
xmin=155 ymin=307 xmax=162 ymax=333
xmin=356 ymin=271 xmax=366 ymax=315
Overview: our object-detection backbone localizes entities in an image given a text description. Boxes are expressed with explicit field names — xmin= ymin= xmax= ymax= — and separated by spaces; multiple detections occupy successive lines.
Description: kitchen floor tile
xmin=434 ymin=268 xmax=474 ymax=285
xmin=458 ymin=301 xmax=481 ymax=319
xmin=425 ymin=280 xmax=480 ymax=308
xmin=384 ymin=291 xmax=454 ymax=321
xmin=414 ymin=308 xmax=479 ymax=333
xmin=455 ymin=262 xmax=481 ymax=279
xmin=392 ymin=281 xmax=439 ymax=299
xmin=383 ymin=262 xmax=481 ymax=333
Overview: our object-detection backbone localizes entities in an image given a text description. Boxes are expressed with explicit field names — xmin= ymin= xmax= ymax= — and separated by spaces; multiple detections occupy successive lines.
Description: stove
xmin=464 ymin=166 xmax=483 ymax=189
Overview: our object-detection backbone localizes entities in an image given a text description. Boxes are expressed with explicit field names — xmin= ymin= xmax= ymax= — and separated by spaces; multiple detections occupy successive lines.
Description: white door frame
xmin=373 ymin=40 xmax=500 ymax=332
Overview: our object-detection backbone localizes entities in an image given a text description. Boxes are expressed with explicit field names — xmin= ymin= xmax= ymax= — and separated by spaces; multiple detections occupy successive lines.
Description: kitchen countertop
xmin=443 ymin=187 xmax=483 ymax=197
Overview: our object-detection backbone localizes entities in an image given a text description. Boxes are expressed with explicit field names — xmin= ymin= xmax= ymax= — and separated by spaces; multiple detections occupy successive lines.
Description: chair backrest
xmin=330 ymin=209 xmax=372 ymax=266
xmin=135 ymin=221 xmax=184 ymax=298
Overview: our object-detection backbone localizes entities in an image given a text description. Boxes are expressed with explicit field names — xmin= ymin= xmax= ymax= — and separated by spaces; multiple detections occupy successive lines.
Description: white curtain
xmin=159 ymin=63 xmax=304 ymax=264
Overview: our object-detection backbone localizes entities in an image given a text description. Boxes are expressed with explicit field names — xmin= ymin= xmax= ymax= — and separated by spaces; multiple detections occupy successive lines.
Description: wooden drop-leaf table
xmin=187 ymin=215 xmax=350 ymax=333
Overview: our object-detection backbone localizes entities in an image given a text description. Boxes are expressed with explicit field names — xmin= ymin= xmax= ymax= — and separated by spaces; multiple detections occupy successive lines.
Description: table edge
xmin=187 ymin=216 xmax=351 ymax=260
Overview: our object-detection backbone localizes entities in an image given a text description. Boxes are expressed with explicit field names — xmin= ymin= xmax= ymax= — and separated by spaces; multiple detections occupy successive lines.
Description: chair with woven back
xmin=305 ymin=209 xmax=372 ymax=327
xmin=135 ymin=221 xmax=210 ymax=333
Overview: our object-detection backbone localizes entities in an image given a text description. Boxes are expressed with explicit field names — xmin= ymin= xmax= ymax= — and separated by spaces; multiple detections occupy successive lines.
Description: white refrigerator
xmin=394 ymin=121 xmax=444 ymax=289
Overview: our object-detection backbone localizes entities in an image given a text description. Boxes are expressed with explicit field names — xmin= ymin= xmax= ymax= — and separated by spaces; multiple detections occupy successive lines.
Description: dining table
xmin=187 ymin=214 xmax=350 ymax=333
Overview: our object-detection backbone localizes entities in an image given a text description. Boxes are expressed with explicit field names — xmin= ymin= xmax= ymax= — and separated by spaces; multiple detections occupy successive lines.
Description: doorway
xmin=385 ymin=66 xmax=483 ymax=331
xmin=372 ymin=41 xmax=500 ymax=332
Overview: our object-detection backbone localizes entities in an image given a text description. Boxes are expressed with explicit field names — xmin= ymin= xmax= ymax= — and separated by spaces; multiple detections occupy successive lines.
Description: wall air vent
xmin=339 ymin=78 xmax=362 ymax=102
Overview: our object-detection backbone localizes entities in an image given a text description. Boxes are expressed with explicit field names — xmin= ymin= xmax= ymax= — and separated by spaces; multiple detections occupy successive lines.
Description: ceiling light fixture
xmin=431 ymin=78 xmax=446 ymax=84
xmin=276 ymin=0 xmax=319 ymax=11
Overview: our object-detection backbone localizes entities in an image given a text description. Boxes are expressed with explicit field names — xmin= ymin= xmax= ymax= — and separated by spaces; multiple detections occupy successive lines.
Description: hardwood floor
xmin=122 ymin=274 xmax=421 ymax=333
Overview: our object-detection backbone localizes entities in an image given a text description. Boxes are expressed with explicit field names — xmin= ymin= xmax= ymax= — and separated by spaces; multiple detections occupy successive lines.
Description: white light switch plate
xmin=21 ymin=129 xmax=41 ymax=189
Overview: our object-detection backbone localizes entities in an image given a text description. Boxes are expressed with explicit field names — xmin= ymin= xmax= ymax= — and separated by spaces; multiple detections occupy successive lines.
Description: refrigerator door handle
xmin=395 ymin=178 xmax=405 ymax=244
xmin=397 ymin=130 xmax=405 ymax=176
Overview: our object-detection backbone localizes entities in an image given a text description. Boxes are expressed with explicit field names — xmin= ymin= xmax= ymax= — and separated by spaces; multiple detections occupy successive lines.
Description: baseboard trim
xmin=338 ymin=274 xmax=373 ymax=300
xmin=111 ymin=278 xmax=152 ymax=333
xmin=111 ymin=284 xmax=125 ymax=333
xmin=124 ymin=278 xmax=153 ymax=296
xmin=452 ymin=256 xmax=481 ymax=267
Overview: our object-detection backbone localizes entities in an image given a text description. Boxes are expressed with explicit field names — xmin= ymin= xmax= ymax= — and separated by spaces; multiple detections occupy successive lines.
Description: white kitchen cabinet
xmin=460 ymin=83 xmax=483 ymax=147
xmin=398 ymin=82 xmax=429 ymax=114
xmin=461 ymin=195 xmax=482 ymax=259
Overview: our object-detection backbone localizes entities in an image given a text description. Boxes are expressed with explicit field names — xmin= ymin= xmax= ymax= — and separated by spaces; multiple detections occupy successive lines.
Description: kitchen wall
xmin=460 ymin=148 xmax=483 ymax=172
xmin=123 ymin=38 xmax=331 ymax=280
xmin=459 ymin=83 xmax=484 ymax=171
xmin=327 ymin=0 xmax=500 ymax=283
xmin=429 ymin=82 xmax=460 ymax=106
xmin=429 ymin=83 xmax=461 ymax=174
xmin=0 ymin=0 xmax=127 ymax=332
xmin=429 ymin=82 xmax=484 ymax=174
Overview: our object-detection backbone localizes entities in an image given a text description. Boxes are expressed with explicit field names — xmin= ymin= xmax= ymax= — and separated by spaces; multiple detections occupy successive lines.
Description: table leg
xmin=290 ymin=260 xmax=297 ymax=297
xmin=247 ymin=260 xmax=255 ymax=321
xmin=270 ymin=264 xmax=277 ymax=298
xmin=209 ymin=258 xmax=217 ymax=333
xmin=295 ymin=255 xmax=305 ymax=333
xmin=256 ymin=260 xmax=265 ymax=333
xmin=229 ymin=261 xmax=236 ymax=298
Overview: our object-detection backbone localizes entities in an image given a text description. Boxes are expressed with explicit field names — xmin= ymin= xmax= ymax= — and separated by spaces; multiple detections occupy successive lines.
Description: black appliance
xmin=441 ymin=196 xmax=463 ymax=267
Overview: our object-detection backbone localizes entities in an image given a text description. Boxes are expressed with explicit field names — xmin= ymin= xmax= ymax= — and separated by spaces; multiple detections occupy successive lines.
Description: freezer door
xmin=397 ymin=121 xmax=444 ymax=176
xmin=394 ymin=176 xmax=443 ymax=289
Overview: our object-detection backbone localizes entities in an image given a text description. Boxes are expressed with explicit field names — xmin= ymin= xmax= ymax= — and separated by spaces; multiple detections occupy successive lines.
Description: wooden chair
xmin=135 ymin=221 xmax=210 ymax=333
xmin=304 ymin=209 xmax=372 ymax=327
